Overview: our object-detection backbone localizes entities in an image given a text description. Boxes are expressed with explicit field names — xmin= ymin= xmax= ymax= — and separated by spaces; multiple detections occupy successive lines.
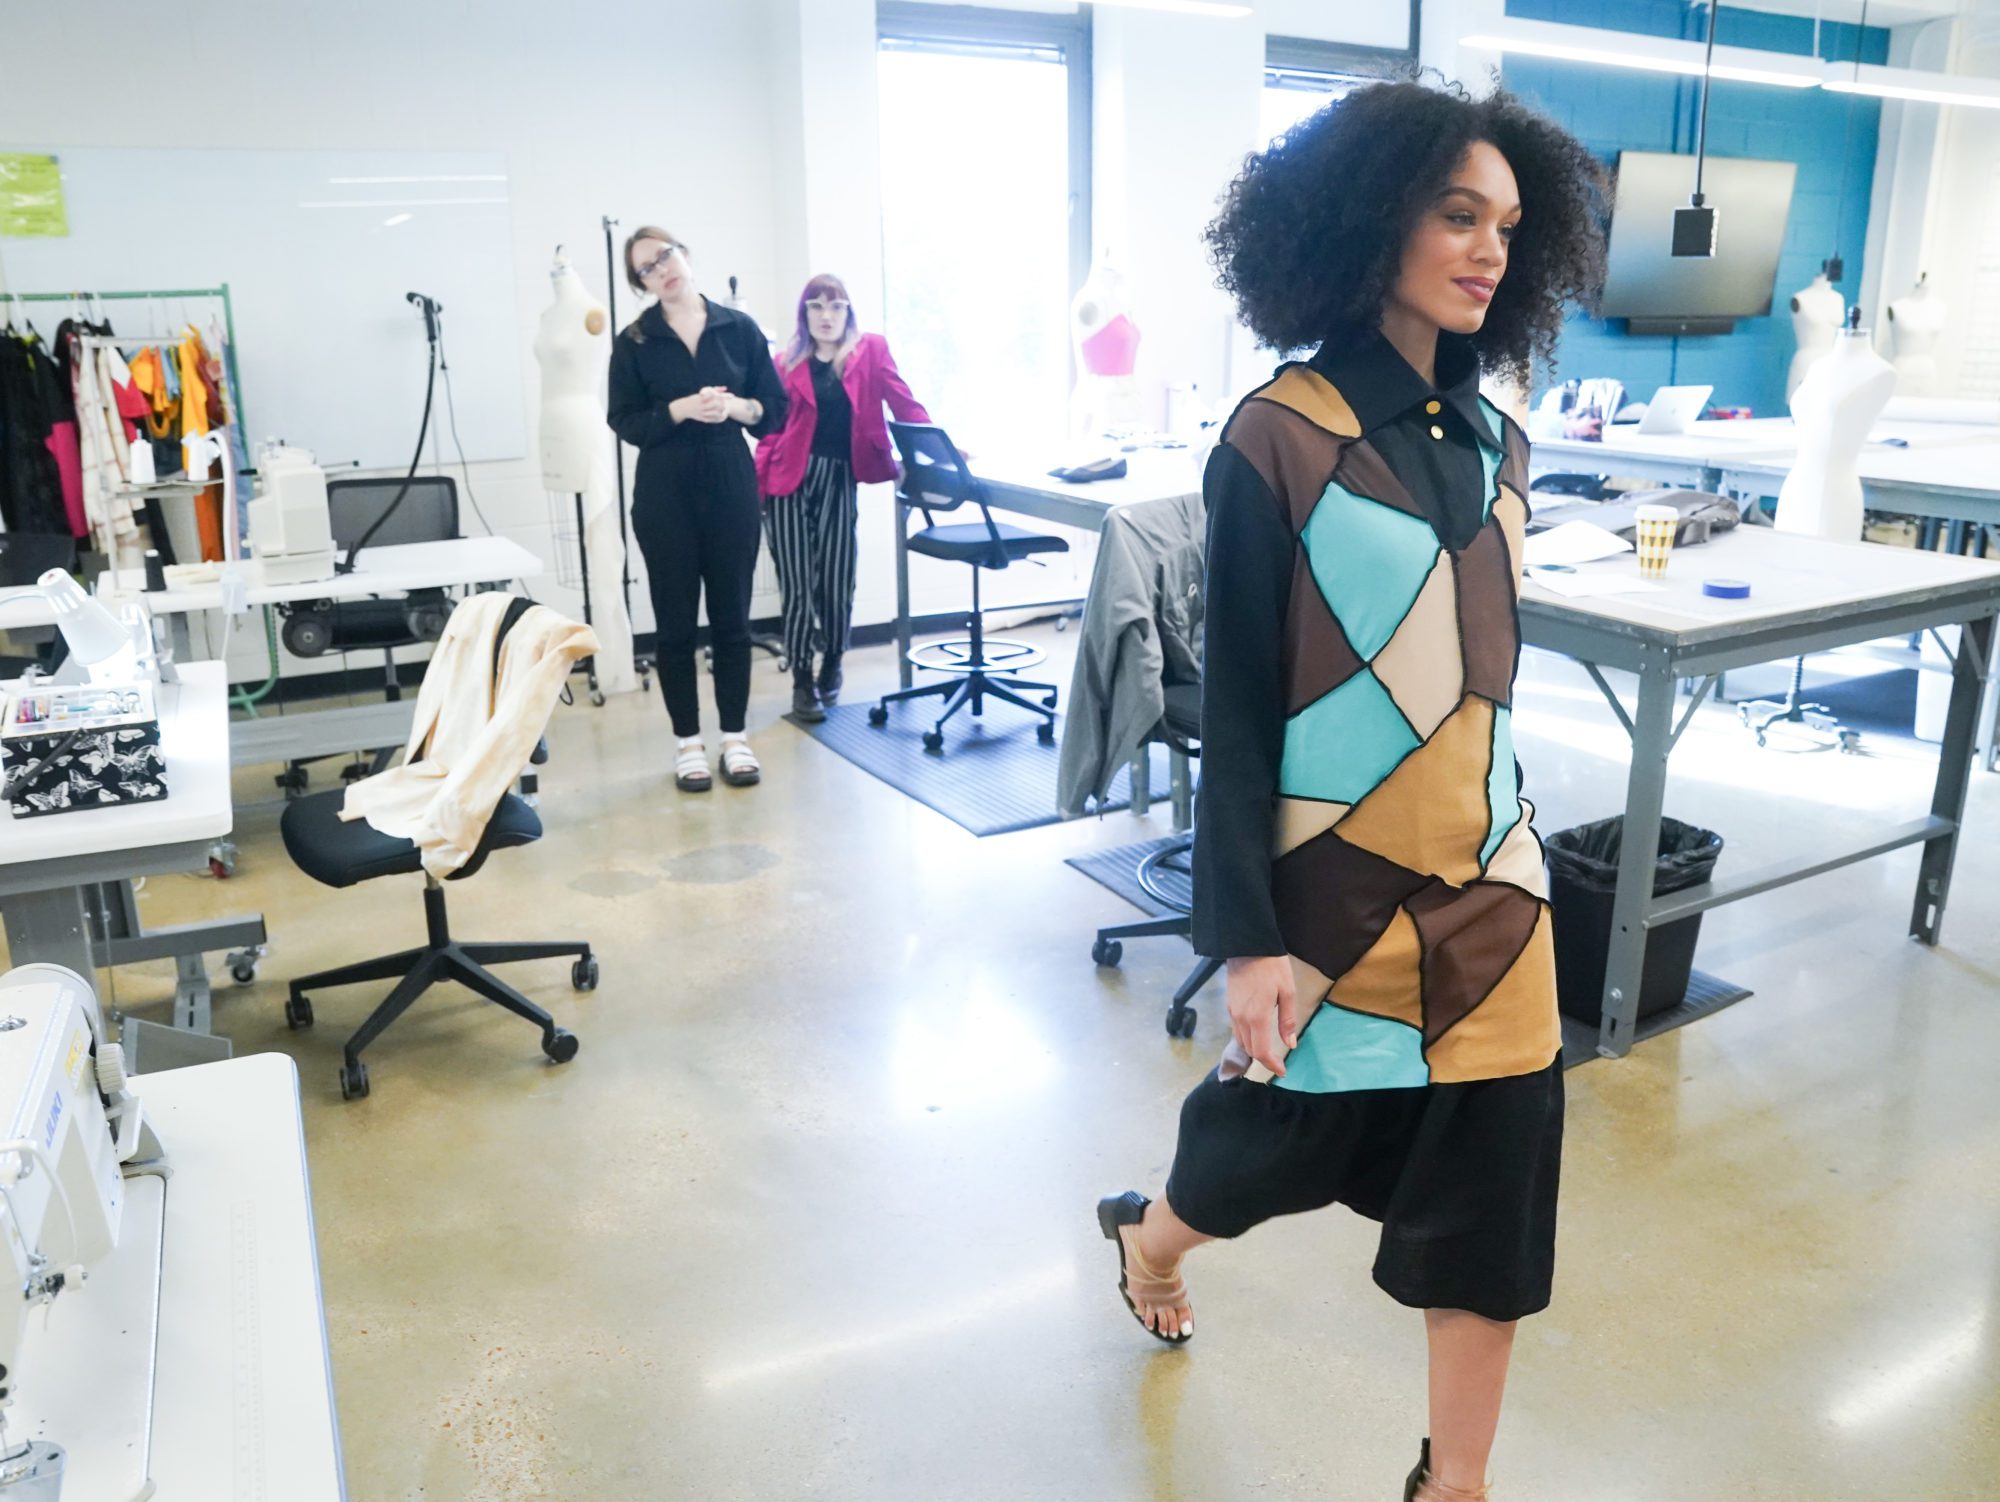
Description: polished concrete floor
xmin=18 ymin=631 xmax=2000 ymax=1500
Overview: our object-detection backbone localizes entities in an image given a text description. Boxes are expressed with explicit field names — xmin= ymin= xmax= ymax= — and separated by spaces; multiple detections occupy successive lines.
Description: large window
xmin=1261 ymin=35 xmax=1412 ymax=144
xmin=877 ymin=5 xmax=1089 ymax=450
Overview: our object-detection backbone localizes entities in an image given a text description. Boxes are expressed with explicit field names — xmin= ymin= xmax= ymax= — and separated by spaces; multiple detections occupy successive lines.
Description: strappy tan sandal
xmin=1096 ymin=1191 xmax=1192 ymax=1345
xmin=719 ymin=735 xmax=761 ymax=787
xmin=674 ymin=738 xmax=712 ymax=793
xmin=1404 ymin=1440 xmax=1490 ymax=1502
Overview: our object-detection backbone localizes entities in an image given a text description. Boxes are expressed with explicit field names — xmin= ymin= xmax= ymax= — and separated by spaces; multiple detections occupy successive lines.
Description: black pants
xmin=1163 ymin=1060 xmax=1564 ymax=1322
xmin=630 ymin=442 xmax=761 ymax=738
xmin=764 ymin=454 xmax=859 ymax=672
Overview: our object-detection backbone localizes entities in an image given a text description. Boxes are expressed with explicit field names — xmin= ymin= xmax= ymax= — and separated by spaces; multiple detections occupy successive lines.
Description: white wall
xmin=0 ymin=0 xmax=786 ymax=688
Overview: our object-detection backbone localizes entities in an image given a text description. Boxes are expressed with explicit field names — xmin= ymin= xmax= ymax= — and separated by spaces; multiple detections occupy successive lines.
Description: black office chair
xmin=278 ymin=606 xmax=595 ymax=1101
xmin=869 ymin=422 xmax=1069 ymax=751
xmin=1087 ymin=684 xmax=1218 ymax=1038
xmin=275 ymin=476 xmax=460 ymax=794
xmin=0 ymin=534 xmax=79 ymax=678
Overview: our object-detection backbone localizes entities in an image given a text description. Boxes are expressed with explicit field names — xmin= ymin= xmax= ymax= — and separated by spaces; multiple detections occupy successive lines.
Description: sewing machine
xmin=246 ymin=446 xmax=336 ymax=586
xmin=0 ymin=964 xmax=166 ymax=1500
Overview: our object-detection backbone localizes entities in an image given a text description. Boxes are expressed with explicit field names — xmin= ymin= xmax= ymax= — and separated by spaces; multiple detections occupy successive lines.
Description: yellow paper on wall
xmin=0 ymin=154 xmax=68 ymax=238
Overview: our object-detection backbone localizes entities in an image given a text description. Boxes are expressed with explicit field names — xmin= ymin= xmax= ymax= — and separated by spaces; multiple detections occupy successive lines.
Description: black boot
xmin=817 ymin=653 xmax=844 ymax=707
xmin=791 ymin=665 xmax=825 ymax=722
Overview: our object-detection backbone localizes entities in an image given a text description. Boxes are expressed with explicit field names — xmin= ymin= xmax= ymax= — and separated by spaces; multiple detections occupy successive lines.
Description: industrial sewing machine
xmin=0 ymin=964 xmax=167 ymax=1501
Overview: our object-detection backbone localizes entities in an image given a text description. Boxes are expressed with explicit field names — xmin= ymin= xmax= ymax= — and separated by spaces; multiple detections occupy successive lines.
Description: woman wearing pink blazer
xmin=755 ymin=275 xmax=934 ymax=721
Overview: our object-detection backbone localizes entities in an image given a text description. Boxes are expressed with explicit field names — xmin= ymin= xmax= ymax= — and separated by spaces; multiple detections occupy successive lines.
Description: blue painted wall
xmin=1502 ymin=0 xmax=1889 ymax=417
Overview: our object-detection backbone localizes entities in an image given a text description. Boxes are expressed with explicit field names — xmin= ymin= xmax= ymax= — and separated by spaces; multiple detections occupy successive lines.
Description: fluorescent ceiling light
xmin=1464 ymin=19 xmax=1821 ymax=89
xmin=1823 ymin=61 xmax=2000 ymax=109
xmin=298 ymin=197 xmax=507 ymax=209
xmin=382 ymin=213 xmax=413 ymax=227
xmin=328 ymin=174 xmax=508 ymax=184
xmin=1090 ymin=0 xmax=1251 ymax=17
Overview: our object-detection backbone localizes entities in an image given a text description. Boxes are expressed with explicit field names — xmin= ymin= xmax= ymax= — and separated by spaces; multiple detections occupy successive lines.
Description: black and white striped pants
xmin=763 ymin=454 xmax=859 ymax=670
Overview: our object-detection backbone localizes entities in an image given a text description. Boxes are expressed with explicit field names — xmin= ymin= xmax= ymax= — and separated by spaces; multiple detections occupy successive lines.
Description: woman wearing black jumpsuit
xmin=608 ymin=226 xmax=787 ymax=792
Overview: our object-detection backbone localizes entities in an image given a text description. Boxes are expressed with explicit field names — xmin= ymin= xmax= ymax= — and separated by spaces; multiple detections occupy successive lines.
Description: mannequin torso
xmin=1776 ymin=328 xmax=1897 ymax=539
xmin=534 ymin=256 xmax=611 ymax=493
xmin=1886 ymin=276 xmax=1944 ymax=398
xmin=1787 ymin=273 xmax=1845 ymax=408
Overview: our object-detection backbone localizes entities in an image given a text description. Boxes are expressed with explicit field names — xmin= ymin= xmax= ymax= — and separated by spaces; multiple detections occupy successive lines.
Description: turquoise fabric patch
xmin=1481 ymin=703 xmax=1521 ymax=869
xmin=1478 ymin=434 xmax=1502 ymax=524
xmin=1476 ymin=395 xmax=1507 ymax=453
xmin=1276 ymin=1003 xmax=1430 ymax=1093
xmin=1301 ymin=479 xmax=1440 ymax=659
xmin=1281 ymin=668 xmax=1421 ymax=805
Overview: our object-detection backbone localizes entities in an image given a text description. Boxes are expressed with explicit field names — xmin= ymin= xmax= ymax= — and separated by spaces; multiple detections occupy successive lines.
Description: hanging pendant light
xmin=1673 ymin=0 xmax=1720 ymax=257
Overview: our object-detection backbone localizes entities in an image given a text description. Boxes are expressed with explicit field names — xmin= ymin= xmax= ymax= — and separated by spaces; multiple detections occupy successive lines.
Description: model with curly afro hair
xmin=1099 ymin=78 xmax=1607 ymax=1502
xmin=1210 ymin=75 xmax=1606 ymax=386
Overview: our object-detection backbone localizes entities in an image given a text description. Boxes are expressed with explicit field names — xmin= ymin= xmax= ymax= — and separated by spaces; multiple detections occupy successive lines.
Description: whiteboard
xmin=0 ymin=146 xmax=525 ymax=470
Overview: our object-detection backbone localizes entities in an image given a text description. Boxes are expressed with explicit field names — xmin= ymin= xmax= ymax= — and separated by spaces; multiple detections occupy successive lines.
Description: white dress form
xmin=533 ymin=251 xmax=636 ymax=694
xmin=1776 ymin=325 xmax=1897 ymax=540
xmin=1068 ymin=250 xmax=1144 ymax=439
xmin=1885 ymin=273 xmax=1945 ymax=399
xmin=1787 ymin=272 xmax=1845 ymax=408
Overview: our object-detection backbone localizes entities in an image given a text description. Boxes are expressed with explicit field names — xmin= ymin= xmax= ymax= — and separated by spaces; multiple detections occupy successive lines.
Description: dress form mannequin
xmin=1776 ymin=311 xmax=1897 ymax=540
xmin=533 ymin=249 xmax=636 ymax=694
xmin=1885 ymin=272 xmax=1944 ymax=398
xmin=1787 ymin=267 xmax=1845 ymax=408
xmin=1069 ymin=250 xmax=1145 ymax=438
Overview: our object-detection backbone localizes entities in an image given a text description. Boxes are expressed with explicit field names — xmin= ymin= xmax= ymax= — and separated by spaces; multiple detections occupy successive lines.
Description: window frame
xmin=877 ymin=2 xmax=1092 ymax=305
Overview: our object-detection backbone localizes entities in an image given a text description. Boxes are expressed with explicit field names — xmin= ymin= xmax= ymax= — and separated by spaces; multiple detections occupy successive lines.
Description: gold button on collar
xmin=1429 ymin=424 xmax=1444 ymax=440
xmin=1425 ymin=399 xmax=1442 ymax=415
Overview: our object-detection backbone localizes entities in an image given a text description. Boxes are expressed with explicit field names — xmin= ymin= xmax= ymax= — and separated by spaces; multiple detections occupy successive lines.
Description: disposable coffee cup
xmin=1634 ymin=504 xmax=1678 ymax=578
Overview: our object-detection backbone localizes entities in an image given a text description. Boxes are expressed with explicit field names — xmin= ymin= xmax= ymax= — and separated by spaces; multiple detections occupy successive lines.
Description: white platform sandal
xmin=674 ymin=737 xmax=712 ymax=793
xmin=718 ymin=735 xmax=761 ymax=788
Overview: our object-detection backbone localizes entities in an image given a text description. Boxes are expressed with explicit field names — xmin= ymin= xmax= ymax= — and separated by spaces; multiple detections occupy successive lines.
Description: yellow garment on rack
xmin=177 ymin=329 xmax=223 ymax=560
xmin=127 ymin=345 xmax=177 ymax=440
xmin=176 ymin=332 xmax=210 ymax=438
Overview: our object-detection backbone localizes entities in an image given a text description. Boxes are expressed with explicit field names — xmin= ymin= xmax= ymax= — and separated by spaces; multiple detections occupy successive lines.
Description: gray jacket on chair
xmin=1057 ymin=489 xmax=1207 ymax=818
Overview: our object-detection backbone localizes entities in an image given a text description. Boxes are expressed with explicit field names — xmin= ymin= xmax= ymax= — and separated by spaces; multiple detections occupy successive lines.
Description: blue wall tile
xmin=1503 ymin=0 xmax=1886 ymax=415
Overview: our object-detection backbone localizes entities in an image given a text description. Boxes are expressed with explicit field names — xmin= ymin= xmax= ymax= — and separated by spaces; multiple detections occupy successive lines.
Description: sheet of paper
xmin=1523 ymin=521 xmax=1633 ymax=568
xmin=1524 ymin=568 xmax=1665 ymax=599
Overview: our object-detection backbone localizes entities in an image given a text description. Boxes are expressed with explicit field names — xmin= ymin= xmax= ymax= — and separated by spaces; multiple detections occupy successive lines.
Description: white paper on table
xmin=1522 ymin=521 xmax=1633 ymax=568
xmin=1524 ymin=568 xmax=1665 ymax=599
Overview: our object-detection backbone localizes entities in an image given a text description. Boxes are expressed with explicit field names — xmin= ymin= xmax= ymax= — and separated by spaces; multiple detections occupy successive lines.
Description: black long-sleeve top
xmin=1191 ymin=329 xmax=1498 ymax=959
xmin=606 ymin=298 xmax=787 ymax=459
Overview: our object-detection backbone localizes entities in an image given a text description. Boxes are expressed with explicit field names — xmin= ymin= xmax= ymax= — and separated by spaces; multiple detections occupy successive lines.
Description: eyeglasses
xmin=634 ymin=245 xmax=683 ymax=280
xmin=805 ymin=299 xmax=849 ymax=317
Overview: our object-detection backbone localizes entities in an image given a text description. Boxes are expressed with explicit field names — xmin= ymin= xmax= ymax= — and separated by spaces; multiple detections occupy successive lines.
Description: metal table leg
xmin=1912 ymin=614 xmax=1990 ymax=945
xmin=894 ymin=501 xmax=914 ymax=691
xmin=0 ymin=886 xmax=96 ymax=982
xmin=1596 ymin=651 xmax=1677 ymax=1058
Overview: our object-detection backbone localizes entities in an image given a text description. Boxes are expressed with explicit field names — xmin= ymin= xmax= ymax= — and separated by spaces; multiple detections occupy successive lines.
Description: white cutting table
xmin=96 ymin=536 xmax=545 ymax=771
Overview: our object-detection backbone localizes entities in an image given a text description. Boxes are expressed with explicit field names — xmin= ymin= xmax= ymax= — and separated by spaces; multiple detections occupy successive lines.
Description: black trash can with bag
xmin=1544 ymin=816 xmax=1723 ymax=1025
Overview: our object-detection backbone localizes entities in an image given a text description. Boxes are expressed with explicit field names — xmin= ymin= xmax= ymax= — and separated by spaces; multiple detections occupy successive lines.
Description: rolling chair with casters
xmin=868 ymin=422 xmax=1069 ymax=752
xmin=275 ymin=475 xmax=461 ymax=796
xmin=0 ymin=534 xmax=79 ymax=677
xmin=1087 ymin=683 xmax=1220 ymax=1038
xmin=278 ymin=597 xmax=595 ymax=1100
xmin=280 ymin=738 xmax=594 ymax=1099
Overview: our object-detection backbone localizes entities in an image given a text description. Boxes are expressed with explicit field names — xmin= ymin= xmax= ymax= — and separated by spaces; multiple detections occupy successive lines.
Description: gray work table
xmin=1520 ymin=527 xmax=2000 ymax=1060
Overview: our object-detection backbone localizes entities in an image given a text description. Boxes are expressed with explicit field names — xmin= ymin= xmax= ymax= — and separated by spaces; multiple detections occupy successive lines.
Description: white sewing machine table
xmin=13 ymin=1052 xmax=344 ymax=1500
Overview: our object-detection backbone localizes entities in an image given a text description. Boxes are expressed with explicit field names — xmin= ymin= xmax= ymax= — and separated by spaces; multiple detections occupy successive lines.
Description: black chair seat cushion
xmin=281 ymin=788 xmax=542 ymax=889
xmin=908 ymin=522 xmax=1069 ymax=566
xmin=1162 ymin=682 xmax=1202 ymax=742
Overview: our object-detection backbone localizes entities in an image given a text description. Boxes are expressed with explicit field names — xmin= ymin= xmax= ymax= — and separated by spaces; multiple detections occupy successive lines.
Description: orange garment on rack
xmin=127 ymin=345 xmax=177 ymax=439
xmin=177 ymin=331 xmax=222 ymax=560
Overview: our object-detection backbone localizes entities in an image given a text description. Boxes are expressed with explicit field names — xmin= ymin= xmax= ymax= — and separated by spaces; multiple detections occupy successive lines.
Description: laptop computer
xmin=1634 ymin=384 xmax=1714 ymax=435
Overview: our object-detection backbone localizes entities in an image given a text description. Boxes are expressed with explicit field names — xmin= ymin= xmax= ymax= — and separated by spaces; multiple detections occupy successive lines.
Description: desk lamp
xmin=35 ymin=569 xmax=136 ymax=683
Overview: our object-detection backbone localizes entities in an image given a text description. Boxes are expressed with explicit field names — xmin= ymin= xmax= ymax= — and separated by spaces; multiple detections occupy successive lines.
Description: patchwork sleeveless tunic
xmin=1167 ymin=331 xmax=1564 ymax=1322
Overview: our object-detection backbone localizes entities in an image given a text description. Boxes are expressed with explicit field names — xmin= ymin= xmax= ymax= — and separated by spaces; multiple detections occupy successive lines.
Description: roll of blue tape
xmin=1703 ymin=578 xmax=1751 ymax=599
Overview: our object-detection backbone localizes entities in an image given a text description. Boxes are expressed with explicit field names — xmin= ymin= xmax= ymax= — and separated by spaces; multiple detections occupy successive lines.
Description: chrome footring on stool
xmin=904 ymin=636 xmax=1048 ymax=676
